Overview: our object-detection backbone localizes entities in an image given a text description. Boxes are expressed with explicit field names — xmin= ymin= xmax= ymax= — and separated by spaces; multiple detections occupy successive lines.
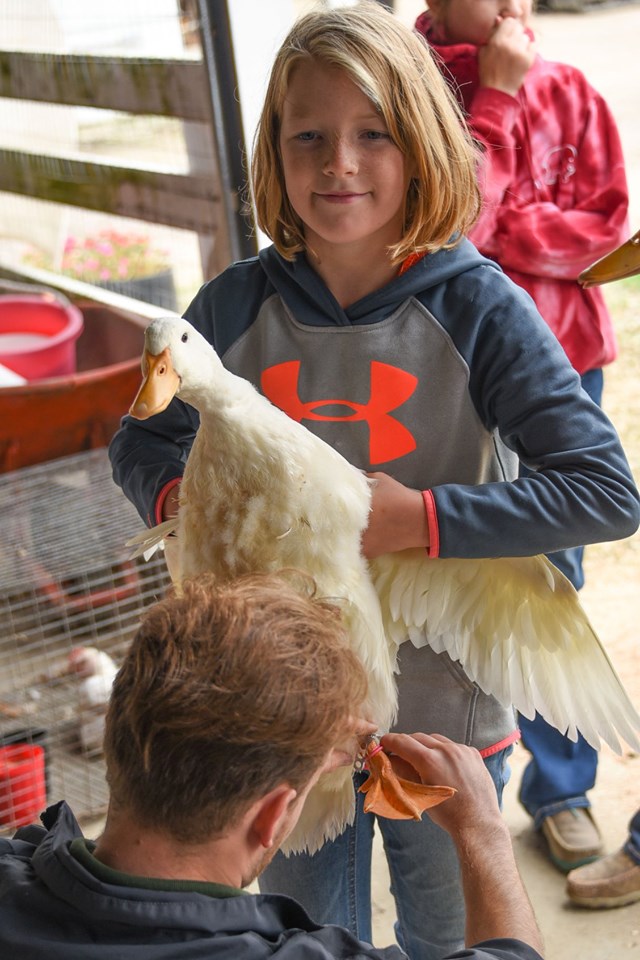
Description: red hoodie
xmin=415 ymin=12 xmax=629 ymax=374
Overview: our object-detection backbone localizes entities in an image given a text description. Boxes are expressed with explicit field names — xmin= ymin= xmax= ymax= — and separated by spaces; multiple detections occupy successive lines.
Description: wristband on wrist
xmin=155 ymin=477 xmax=182 ymax=526
xmin=422 ymin=489 xmax=439 ymax=558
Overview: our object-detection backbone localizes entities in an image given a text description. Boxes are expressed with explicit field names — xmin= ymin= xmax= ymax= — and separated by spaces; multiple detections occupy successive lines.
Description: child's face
xmin=428 ymin=0 xmax=532 ymax=45
xmin=279 ymin=60 xmax=411 ymax=259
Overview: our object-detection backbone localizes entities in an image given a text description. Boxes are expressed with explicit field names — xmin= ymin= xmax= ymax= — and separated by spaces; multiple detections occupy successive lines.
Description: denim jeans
xmin=518 ymin=368 xmax=602 ymax=822
xmin=518 ymin=714 xmax=598 ymax=826
xmin=259 ymin=746 xmax=513 ymax=960
xmin=625 ymin=808 xmax=640 ymax=865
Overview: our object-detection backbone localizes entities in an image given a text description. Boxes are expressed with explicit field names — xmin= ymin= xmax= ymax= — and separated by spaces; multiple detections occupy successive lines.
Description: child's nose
xmin=323 ymin=138 xmax=357 ymax=177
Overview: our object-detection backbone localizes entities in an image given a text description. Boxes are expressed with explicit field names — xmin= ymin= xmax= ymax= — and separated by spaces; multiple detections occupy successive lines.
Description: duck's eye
xmin=181 ymin=332 xmax=188 ymax=342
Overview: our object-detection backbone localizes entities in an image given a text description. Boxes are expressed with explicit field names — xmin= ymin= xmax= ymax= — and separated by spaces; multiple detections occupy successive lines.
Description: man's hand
xmin=478 ymin=18 xmax=536 ymax=97
xmin=380 ymin=732 xmax=504 ymax=839
xmin=361 ymin=472 xmax=429 ymax=559
xmin=382 ymin=732 xmax=543 ymax=954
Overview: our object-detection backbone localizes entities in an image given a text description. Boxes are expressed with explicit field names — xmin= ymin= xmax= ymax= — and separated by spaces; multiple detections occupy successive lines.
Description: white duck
xmin=128 ymin=317 xmax=640 ymax=854
xmin=129 ymin=317 xmax=398 ymax=854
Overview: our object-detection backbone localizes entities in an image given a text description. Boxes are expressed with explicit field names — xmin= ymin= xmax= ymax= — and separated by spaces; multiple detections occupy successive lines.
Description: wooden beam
xmin=0 ymin=52 xmax=211 ymax=122
xmin=0 ymin=150 xmax=221 ymax=234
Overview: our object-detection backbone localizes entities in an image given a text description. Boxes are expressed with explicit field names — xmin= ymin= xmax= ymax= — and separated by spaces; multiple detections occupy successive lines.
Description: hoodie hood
xmin=416 ymin=11 xmax=480 ymax=113
xmin=258 ymin=238 xmax=489 ymax=328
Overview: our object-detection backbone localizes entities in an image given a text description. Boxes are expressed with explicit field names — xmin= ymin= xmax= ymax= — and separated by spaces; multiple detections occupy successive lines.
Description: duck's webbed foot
xmin=357 ymin=736 xmax=455 ymax=820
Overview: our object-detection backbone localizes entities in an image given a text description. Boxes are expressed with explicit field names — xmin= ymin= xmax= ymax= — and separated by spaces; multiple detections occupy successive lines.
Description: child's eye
xmin=364 ymin=130 xmax=390 ymax=141
xmin=296 ymin=131 xmax=318 ymax=142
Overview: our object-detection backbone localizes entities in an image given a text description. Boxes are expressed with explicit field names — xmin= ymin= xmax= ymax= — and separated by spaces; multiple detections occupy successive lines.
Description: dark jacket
xmin=0 ymin=802 xmax=543 ymax=960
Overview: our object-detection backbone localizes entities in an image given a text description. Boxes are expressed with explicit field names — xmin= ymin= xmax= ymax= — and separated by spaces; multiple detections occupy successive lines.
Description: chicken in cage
xmin=0 ymin=448 xmax=171 ymax=833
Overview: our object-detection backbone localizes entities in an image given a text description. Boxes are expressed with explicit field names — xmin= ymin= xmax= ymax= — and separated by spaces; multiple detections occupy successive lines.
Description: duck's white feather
xmin=370 ymin=551 xmax=640 ymax=754
xmin=128 ymin=317 xmax=640 ymax=852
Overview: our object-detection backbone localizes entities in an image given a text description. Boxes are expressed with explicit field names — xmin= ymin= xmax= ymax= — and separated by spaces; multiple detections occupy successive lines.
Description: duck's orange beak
xmin=129 ymin=347 xmax=180 ymax=420
xmin=579 ymin=230 xmax=640 ymax=287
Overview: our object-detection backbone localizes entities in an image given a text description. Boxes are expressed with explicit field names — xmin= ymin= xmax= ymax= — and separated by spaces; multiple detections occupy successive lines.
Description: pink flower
xmin=23 ymin=230 xmax=169 ymax=282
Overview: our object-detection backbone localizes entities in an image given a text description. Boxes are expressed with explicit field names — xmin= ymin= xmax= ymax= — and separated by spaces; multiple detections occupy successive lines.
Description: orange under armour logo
xmin=261 ymin=360 xmax=418 ymax=465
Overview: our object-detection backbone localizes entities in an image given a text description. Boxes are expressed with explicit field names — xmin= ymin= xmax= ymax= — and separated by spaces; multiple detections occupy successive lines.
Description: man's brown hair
xmin=103 ymin=572 xmax=368 ymax=842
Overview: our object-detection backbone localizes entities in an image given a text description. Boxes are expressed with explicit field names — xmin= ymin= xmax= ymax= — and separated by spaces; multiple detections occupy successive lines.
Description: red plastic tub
xmin=0 ymin=743 xmax=46 ymax=828
xmin=0 ymin=294 xmax=84 ymax=381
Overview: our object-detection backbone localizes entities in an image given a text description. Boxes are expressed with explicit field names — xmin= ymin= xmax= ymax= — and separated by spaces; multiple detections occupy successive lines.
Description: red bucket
xmin=0 ymin=744 xmax=46 ymax=828
xmin=0 ymin=294 xmax=84 ymax=381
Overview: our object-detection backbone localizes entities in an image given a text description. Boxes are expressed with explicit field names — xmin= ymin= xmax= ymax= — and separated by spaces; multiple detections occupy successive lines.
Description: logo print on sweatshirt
xmin=540 ymin=144 xmax=578 ymax=186
xmin=261 ymin=360 xmax=418 ymax=465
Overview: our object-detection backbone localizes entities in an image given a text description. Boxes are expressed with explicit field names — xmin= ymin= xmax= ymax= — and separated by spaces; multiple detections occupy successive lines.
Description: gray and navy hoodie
xmin=109 ymin=240 xmax=639 ymax=748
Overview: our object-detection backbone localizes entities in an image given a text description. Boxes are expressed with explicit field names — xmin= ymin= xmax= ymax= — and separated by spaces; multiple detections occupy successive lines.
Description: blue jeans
xmin=625 ymin=808 xmax=640 ymax=866
xmin=259 ymin=747 xmax=513 ymax=960
xmin=519 ymin=368 xmax=603 ymax=823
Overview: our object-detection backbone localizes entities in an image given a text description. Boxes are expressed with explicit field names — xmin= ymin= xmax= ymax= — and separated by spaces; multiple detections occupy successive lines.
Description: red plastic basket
xmin=0 ymin=294 xmax=84 ymax=381
xmin=0 ymin=744 xmax=46 ymax=828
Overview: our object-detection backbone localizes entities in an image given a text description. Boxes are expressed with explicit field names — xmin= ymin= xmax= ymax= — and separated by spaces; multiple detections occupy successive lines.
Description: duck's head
xmin=129 ymin=316 xmax=217 ymax=420
xmin=579 ymin=229 xmax=640 ymax=287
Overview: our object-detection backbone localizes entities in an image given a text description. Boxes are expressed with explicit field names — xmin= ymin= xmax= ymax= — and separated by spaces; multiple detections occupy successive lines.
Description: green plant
xmin=23 ymin=230 xmax=170 ymax=283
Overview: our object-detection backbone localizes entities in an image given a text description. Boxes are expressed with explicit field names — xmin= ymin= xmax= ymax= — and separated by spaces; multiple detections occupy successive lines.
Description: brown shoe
xmin=566 ymin=849 xmax=640 ymax=908
xmin=540 ymin=808 xmax=604 ymax=872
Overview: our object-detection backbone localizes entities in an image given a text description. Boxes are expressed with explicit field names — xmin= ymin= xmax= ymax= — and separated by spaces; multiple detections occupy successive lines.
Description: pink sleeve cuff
xmin=422 ymin=489 xmax=440 ymax=558
xmin=478 ymin=729 xmax=521 ymax=758
xmin=155 ymin=477 xmax=182 ymax=526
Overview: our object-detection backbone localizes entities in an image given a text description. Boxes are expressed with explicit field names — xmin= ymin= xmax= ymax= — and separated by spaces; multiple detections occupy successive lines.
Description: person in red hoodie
xmin=414 ymin=0 xmax=629 ymax=876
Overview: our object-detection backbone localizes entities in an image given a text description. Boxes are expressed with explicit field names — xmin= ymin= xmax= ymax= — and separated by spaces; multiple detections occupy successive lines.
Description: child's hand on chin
xmin=479 ymin=17 xmax=536 ymax=96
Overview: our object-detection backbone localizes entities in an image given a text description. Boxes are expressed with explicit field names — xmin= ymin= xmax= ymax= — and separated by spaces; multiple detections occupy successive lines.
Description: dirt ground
xmin=371 ymin=4 xmax=640 ymax=957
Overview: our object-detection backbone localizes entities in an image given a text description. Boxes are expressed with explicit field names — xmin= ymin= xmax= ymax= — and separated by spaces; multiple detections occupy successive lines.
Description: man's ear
xmin=250 ymin=785 xmax=298 ymax=849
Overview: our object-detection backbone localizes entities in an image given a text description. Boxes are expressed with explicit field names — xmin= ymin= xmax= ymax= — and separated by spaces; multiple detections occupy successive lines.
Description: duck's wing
xmin=370 ymin=551 xmax=640 ymax=754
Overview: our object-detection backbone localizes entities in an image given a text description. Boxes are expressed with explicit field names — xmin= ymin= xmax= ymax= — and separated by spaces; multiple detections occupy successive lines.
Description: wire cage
xmin=0 ymin=447 xmax=170 ymax=833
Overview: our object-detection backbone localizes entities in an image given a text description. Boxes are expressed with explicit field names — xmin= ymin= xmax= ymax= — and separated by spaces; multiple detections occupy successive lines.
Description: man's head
xmin=103 ymin=572 xmax=368 ymax=846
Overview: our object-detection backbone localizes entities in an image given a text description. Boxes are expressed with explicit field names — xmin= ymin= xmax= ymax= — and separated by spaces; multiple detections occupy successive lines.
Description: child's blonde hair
xmin=251 ymin=1 xmax=481 ymax=264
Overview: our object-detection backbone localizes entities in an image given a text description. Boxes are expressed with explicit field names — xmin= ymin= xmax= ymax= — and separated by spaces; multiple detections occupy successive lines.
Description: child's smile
xmin=279 ymin=60 xmax=411 ymax=261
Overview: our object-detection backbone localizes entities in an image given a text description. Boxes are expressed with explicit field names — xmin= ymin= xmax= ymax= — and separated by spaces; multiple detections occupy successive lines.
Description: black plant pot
xmin=97 ymin=269 xmax=178 ymax=312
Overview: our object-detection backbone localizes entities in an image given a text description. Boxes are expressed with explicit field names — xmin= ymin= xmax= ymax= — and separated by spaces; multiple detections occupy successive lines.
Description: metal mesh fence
xmin=0 ymin=448 xmax=170 ymax=833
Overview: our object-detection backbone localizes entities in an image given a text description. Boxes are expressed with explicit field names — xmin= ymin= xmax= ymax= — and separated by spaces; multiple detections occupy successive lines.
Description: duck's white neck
xmin=180 ymin=362 xmax=277 ymax=440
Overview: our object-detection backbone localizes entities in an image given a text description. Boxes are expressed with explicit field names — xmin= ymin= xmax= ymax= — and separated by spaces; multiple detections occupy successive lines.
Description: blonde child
xmin=109 ymin=4 xmax=639 ymax=959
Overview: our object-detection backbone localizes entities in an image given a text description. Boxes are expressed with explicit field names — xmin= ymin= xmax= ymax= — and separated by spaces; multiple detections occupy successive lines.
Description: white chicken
xmin=128 ymin=316 xmax=640 ymax=854
xmin=66 ymin=646 xmax=119 ymax=755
